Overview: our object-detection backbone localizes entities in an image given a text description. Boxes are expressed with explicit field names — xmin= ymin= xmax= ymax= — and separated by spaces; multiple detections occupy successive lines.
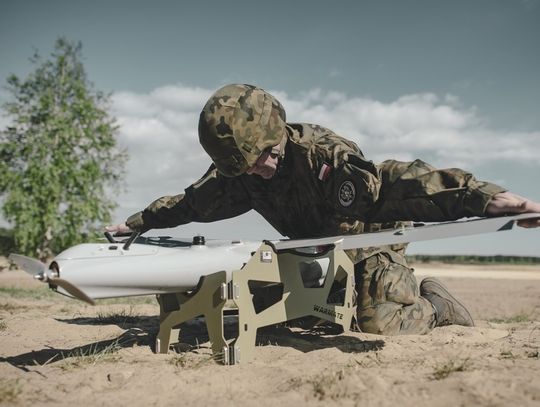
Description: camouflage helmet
xmin=198 ymin=84 xmax=287 ymax=177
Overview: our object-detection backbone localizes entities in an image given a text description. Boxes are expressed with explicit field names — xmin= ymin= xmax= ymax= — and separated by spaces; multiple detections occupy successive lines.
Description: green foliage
xmin=0 ymin=227 xmax=15 ymax=256
xmin=0 ymin=37 xmax=126 ymax=260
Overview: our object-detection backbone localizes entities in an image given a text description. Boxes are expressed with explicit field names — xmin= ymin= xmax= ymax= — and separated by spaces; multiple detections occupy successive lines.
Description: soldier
xmin=107 ymin=84 xmax=540 ymax=335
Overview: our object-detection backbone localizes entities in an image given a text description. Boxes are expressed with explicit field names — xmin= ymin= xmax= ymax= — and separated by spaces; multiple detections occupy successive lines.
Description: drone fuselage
xmin=51 ymin=238 xmax=260 ymax=299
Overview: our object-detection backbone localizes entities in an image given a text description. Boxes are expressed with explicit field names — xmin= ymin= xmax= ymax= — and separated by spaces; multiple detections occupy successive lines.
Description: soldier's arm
xmin=125 ymin=166 xmax=251 ymax=233
xmin=314 ymin=130 xmax=382 ymax=221
xmin=366 ymin=159 xmax=506 ymax=222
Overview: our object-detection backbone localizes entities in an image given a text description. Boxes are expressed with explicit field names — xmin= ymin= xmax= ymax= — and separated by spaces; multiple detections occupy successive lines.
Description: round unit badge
xmin=338 ymin=180 xmax=355 ymax=207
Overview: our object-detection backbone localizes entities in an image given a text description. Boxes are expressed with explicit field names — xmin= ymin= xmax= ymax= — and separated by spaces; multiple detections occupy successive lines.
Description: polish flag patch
xmin=318 ymin=163 xmax=332 ymax=181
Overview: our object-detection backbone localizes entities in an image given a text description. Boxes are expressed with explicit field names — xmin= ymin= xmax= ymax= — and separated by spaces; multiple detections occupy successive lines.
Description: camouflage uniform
xmin=126 ymin=123 xmax=505 ymax=335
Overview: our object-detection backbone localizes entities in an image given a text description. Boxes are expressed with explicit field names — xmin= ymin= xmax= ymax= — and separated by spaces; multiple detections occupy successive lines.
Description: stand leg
xmin=155 ymin=271 xmax=227 ymax=354
xmin=230 ymin=245 xmax=356 ymax=364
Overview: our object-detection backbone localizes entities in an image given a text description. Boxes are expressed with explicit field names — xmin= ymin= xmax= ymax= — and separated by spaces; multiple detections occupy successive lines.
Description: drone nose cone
xmin=34 ymin=272 xmax=46 ymax=281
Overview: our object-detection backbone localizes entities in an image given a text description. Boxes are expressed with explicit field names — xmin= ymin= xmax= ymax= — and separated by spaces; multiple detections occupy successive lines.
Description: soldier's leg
xmin=355 ymin=251 xmax=437 ymax=335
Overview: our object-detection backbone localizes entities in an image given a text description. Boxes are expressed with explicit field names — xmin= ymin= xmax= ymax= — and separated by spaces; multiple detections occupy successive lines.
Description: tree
xmin=0 ymin=38 xmax=127 ymax=260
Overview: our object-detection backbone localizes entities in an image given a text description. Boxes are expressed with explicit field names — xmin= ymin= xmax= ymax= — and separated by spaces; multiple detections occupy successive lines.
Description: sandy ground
xmin=1 ymin=256 xmax=539 ymax=407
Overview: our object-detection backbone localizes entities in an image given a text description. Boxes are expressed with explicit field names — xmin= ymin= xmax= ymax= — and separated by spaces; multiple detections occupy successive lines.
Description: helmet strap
xmin=273 ymin=131 xmax=288 ymax=159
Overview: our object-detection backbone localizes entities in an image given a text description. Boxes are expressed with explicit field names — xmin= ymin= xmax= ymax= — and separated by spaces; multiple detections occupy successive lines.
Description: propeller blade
xmin=8 ymin=253 xmax=47 ymax=276
xmin=50 ymin=278 xmax=96 ymax=305
xmin=9 ymin=254 xmax=95 ymax=305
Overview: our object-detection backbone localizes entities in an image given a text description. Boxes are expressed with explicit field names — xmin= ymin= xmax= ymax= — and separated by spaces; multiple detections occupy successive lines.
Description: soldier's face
xmin=246 ymin=148 xmax=279 ymax=179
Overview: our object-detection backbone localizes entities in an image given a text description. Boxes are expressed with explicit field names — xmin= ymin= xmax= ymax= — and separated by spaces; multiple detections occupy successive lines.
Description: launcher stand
xmin=155 ymin=242 xmax=357 ymax=365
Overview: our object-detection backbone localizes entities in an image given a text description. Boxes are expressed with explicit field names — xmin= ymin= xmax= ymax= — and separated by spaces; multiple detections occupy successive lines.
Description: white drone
xmin=9 ymin=213 xmax=539 ymax=364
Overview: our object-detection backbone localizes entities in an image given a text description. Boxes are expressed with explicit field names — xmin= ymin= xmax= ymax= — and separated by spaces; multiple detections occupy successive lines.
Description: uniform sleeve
xmin=126 ymin=166 xmax=251 ymax=232
xmin=315 ymin=131 xmax=382 ymax=221
xmin=366 ymin=159 xmax=506 ymax=222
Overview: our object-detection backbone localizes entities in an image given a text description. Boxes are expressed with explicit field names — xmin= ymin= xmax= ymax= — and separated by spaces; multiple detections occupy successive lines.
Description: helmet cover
xmin=198 ymin=84 xmax=286 ymax=177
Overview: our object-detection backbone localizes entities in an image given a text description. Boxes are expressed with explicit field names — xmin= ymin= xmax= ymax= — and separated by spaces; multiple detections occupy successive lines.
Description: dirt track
xmin=1 ymin=258 xmax=539 ymax=406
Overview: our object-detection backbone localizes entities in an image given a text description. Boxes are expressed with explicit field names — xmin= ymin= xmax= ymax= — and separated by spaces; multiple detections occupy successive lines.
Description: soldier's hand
xmin=104 ymin=223 xmax=133 ymax=235
xmin=486 ymin=192 xmax=540 ymax=228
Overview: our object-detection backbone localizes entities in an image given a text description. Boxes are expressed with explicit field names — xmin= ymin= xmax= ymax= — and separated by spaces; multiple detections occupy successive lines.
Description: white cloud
xmin=520 ymin=0 xmax=540 ymax=10
xmin=110 ymin=85 xmax=213 ymax=218
xmin=274 ymin=89 xmax=539 ymax=168
xmin=110 ymin=84 xmax=540 ymax=226
xmin=329 ymin=68 xmax=341 ymax=78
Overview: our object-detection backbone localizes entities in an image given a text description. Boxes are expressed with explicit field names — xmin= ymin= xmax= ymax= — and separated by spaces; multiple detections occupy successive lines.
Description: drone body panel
xmin=52 ymin=239 xmax=260 ymax=299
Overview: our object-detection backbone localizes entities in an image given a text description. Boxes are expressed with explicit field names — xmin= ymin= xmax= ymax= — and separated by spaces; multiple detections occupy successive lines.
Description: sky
xmin=1 ymin=0 xmax=539 ymax=255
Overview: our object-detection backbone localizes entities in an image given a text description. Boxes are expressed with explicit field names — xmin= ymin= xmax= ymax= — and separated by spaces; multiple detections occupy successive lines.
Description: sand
xmin=1 ymin=256 xmax=539 ymax=406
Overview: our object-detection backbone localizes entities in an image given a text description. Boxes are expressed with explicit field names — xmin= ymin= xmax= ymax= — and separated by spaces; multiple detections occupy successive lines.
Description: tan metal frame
xmin=155 ymin=242 xmax=356 ymax=365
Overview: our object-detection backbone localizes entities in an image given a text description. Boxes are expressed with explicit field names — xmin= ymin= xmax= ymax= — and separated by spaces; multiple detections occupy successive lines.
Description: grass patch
xmin=432 ymin=358 xmax=471 ymax=380
xmin=499 ymin=350 xmax=516 ymax=360
xmin=488 ymin=313 xmax=532 ymax=324
xmin=283 ymin=365 xmax=368 ymax=400
xmin=0 ymin=379 xmax=22 ymax=403
xmin=169 ymin=352 xmax=221 ymax=369
xmin=0 ymin=286 xmax=55 ymax=300
xmin=284 ymin=368 xmax=355 ymax=400
xmin=96 ymin=306 xmax=141 ymax=326
xmin=0 ymin=319 xmax=6 ymax=331
xmin=59 ymin=338 xmax=123 ymax=370
xmin=0 ymin=302 xmax=29 ymax=313
xmin=527 ymin=350 xmax=539 ymax=359
xmin=96 ymin=296 xmax=156 ymax=306
xmin=309 ymin=369 xmax=348 ymax=400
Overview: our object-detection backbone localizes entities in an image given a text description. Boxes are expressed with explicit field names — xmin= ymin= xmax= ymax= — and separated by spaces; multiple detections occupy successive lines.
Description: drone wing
xmin=271 ymin=213 xmax=540 ymax=251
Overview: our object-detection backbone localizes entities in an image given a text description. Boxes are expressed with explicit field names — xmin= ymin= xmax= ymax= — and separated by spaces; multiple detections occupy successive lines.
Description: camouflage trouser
xmin=355 ymin=250 xmax=436 ymax=335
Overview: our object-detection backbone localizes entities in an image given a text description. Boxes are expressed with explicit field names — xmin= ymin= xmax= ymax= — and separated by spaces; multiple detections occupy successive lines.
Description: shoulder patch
xmin=318 ymin=163 xmax=332 ymax=181
xmin=338 ymin=180 xmax=356 ymax=207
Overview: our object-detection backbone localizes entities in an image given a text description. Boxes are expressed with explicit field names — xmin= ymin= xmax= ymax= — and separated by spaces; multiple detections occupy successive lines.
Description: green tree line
xmin=406 ymin=254 xmax=540 ymax=265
